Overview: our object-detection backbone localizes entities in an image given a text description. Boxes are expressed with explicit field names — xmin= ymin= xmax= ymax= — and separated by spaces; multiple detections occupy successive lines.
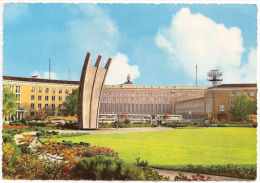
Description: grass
xmin=41 ymin=128 xmax=257 ymax=170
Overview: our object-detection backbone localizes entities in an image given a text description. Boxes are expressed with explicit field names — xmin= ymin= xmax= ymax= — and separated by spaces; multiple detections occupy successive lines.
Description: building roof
xmin=209 ymin=83 xmax=257 ymax=89
xmin=3 ymin=76 xmax=80 ymax=85
xmin=3 ymin=75 xmax=209 ymax=90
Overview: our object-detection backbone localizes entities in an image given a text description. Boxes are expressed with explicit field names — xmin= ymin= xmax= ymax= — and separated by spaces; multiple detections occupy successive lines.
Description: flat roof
xmin=3 ymin=75 xmax=209 ymax=90
xmin=3 ymin=76 xmax=80 ymax=85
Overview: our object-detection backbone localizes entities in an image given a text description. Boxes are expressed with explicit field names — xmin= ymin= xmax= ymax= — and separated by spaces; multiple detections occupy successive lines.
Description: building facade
xmin=175 ymin=97 xmax=205 ymax=121
xmin=3 ymin=76 xmax=79 ymax=121
xmin=2 ymin=76 xmax=207 ymax=121
xmin=204 ymin=84 xmax=257 ymax=121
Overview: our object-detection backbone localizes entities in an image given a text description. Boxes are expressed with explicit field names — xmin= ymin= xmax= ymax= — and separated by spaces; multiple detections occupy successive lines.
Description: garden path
xmin=14 ymin=127 xmax=249 ymax=181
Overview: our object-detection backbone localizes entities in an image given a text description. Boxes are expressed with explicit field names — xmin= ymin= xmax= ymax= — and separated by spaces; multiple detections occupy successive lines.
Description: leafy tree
xmin=2 ymin=87 xmax=19 ymax=120
xmin=206 ymin=112 xmax=212 ymax=120
xmin=163 ymin=113 xmax=169 ymax=123
xmin=60 ymin=88 xmax=78 ymax=117
xmin=230 ymin=94 xmax=257 ymax=121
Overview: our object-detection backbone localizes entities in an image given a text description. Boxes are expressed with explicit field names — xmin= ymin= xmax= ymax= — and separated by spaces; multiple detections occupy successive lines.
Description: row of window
xmin=177 ymin=93 xmax=203 ymax=97
xmin=100 ymin=103 xmax=170 ymax=114
xmin=230 ymin=91 xmax=254 ymax=97
xmin=31 ymin=95 xmax=68 ymax=102
xmin=3 ymin=85 xmax=21 ymax=93
xmin=31 ymin=87 xmax=70 ymax=94
xmin=101 ymin=97 xmax=169 ymax=101
xmin=31 ymin=103 xmax=63 ymax=109
xmin=177 ymin=107 xmax=204 ymax=113
xmin=31 ymin=111 xmax=62 ymax=117
xmin=176 ymin=102 xmax=204 ymax=109
xmin=102 ymin=92 xmax=170 ymax=97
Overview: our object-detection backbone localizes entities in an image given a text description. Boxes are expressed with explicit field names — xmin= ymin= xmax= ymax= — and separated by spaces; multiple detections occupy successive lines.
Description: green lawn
xmin=43 ymin=128 xmax=257 ymax=169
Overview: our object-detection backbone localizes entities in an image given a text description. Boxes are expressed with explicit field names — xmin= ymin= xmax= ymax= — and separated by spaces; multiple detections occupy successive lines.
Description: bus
xmin=126 ymin=114 xmax=152 ymax=123
xmin=156 ymin=115 xmax=183 ymax=124
xmin=98 ymin=114 xmax=118 ymax=123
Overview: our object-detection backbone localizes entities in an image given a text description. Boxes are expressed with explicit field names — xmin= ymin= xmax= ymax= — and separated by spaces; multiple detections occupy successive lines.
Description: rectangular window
xmin=16 ymin=94 xmax=21 ymax=101
xmin=31 ymin=111 xmax=35 ymax=117
xmin=16 ymin=85 xmax=21 ymax=93
xmin=250 ymin=92 xmax=254 ymax=96
xmin=230 ymin=92 xmax=234 ymax=96
xmin=116 ymin=103 xmax=119 ymax=113
xmin=243 ymin=92 xmax=248 ymax=95
xmin=31 ymin=87 xmax=35 ymax=92
xmin=52 ymin=104 xmax=55 ymax=109
xmin=59 ymin=96 xmax=62 ymax=101
xmin=38 ymin=95 xmax=42 ymax=101
xmin=59 ymin=104 xmax=63 ymax=109
xmin=51 ymin=111 xmax=55 ymax=116
xmin=31 ymin=103 xmax=35 ymax=109
xmin=52 ymin=96 xmax=55 ymax=101
xmin=65 ymin=89 xmax=69 ymax=94
xmin=38 ymin=103 xmax=42 ymax=109
xmin=59 ymin=89 xmax=62 ymax=94
xmin=52 ymin=88 xmax=56 ymax=93
xmin=237 ymin=92 xmax=241 ymax=96
xmin=10 ymin=85 xmax=14 ymax=92
xmin=45 ymin=104 xmax=49 ymax=109
xmin=31 ymin=95 xmax=35 ymax=100
xmin=132 ymin=103 xmax=135 ymax=113
xmin=38 ymin=87 xmax=42 ymax=93
xmin=45 ymin=88 xmax=49 ymax=93
xmin=45 ymin=96 xmax=49 ymax=101
xmin=219 ymin=105 xmax=225 ymax=112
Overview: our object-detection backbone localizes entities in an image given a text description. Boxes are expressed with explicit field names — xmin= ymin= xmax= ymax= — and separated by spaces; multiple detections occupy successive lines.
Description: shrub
xmin=124 ymin=119 xmax=131 ymax=125
xmin=72 ymin=156 xmax=146 ymax=180
xmin=19 ymin=144 xmax=36 ymax=154
xmin=174 ymin=172 xmax=211 ymax=181
xmin=3 ymin=133 xmax=14 ymax=143
xmin=134 ymin=158 xmax=170 ymax=181
xmin=28 ymin=121 xmax=47 ymax=127
xmin=183 ymin=164 xmax=256 ymax=180
xmin=152 ymin=124 xmax=158 ymax=127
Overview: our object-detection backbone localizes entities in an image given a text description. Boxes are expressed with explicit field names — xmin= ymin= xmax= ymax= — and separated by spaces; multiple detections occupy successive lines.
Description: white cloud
xmin=30 ymin=71 xmax=58 ymax=80
xmin=67 ymin=4 xmax=119 ymax=62
xmin=43 ymin=72 xmax=58 ymax=80
xmin=156 ymin=7 xmax=256 ymax=84
xmin=105 ymin=52 xmax=140 ymax=85
xmin=4 ymin=3 xmax=29 ymax=24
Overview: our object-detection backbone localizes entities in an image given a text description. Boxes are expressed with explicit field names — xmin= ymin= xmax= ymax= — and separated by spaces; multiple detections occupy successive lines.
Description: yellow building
xmin=3 ymin=76 xmax=79 ymax=121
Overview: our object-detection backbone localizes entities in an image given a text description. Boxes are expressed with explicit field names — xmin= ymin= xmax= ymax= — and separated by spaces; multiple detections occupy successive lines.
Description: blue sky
xmin=2 ymin=3 xmax=258 ymax=86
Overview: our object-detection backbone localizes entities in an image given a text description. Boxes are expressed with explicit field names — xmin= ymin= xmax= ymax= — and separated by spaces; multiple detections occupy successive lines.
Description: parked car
xmin=52 ymin=119 xmax=66 ymax=124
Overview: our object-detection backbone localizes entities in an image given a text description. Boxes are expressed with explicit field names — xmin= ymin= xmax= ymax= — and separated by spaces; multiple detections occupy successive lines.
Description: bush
xmin=19 ymin=144 xmax=36 ymax=154
xmin=124 ymin=119 xmax=130 ymax=125
xmin=28 ymin=122 xmax=47 ymax=127
xmin=72 ymin=156 xmax=145 ymax=180
xmin=152 ymin=124 xmax=158 ymax=127
xmin=134 ymin=158 xmax=170 ymax=181
xmin=183 ymin=164 xmax=256 ymax=180
xmin=3 ymin=133 xmax=14 ymax=143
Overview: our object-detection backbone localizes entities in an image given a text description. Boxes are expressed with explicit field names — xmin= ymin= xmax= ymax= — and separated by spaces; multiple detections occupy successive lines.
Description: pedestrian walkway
xmin=14 ymin=127 xmax=249 ymax=181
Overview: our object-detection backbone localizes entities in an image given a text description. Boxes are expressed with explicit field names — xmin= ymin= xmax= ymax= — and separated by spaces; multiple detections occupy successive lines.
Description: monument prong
xmin=78 ymin=52 xmax=112 ymax=129
xmin=95 ymin=55 xmax=102 ymax=67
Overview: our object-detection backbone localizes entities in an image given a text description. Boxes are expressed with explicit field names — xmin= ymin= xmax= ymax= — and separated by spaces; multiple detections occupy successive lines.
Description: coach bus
xmin=98 ymin=114 xmax=118 ymax=123
xmin=126 ymin=114 xmax=152 ymax=123
xmin=156 ymin=115 xmax=183 ymax=124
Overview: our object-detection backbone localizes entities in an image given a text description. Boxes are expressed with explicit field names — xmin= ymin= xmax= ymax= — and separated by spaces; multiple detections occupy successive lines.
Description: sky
xmin=2 ymin=3 xmax=258 ymax=86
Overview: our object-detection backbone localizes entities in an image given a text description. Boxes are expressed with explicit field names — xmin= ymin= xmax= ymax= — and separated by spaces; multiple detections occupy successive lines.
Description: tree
xmin=230 ymin=94 xmax=257 ymax=121
xmin=60 ymin=88 xmax=78 ymax=117
xmin=2 ymin=87 xmax=19 ymax=120
xmin=206 ymin=112 xmax=212 ymax=120
xmin=163 ymin=113 xmax=169 ymax=123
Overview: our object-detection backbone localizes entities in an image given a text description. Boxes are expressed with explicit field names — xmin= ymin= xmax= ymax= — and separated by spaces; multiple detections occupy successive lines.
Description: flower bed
xmin=3 ymin=124 xmax=29 ymax=130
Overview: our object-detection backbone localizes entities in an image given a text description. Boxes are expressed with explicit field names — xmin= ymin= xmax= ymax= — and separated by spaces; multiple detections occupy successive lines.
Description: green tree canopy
xmin=60 ymin=88 xmax=78 ymax=117
xmin=230 ymin=94 xmax=257 ymax=121
xmin=2 ymin=87 xmax=19 ymax=120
